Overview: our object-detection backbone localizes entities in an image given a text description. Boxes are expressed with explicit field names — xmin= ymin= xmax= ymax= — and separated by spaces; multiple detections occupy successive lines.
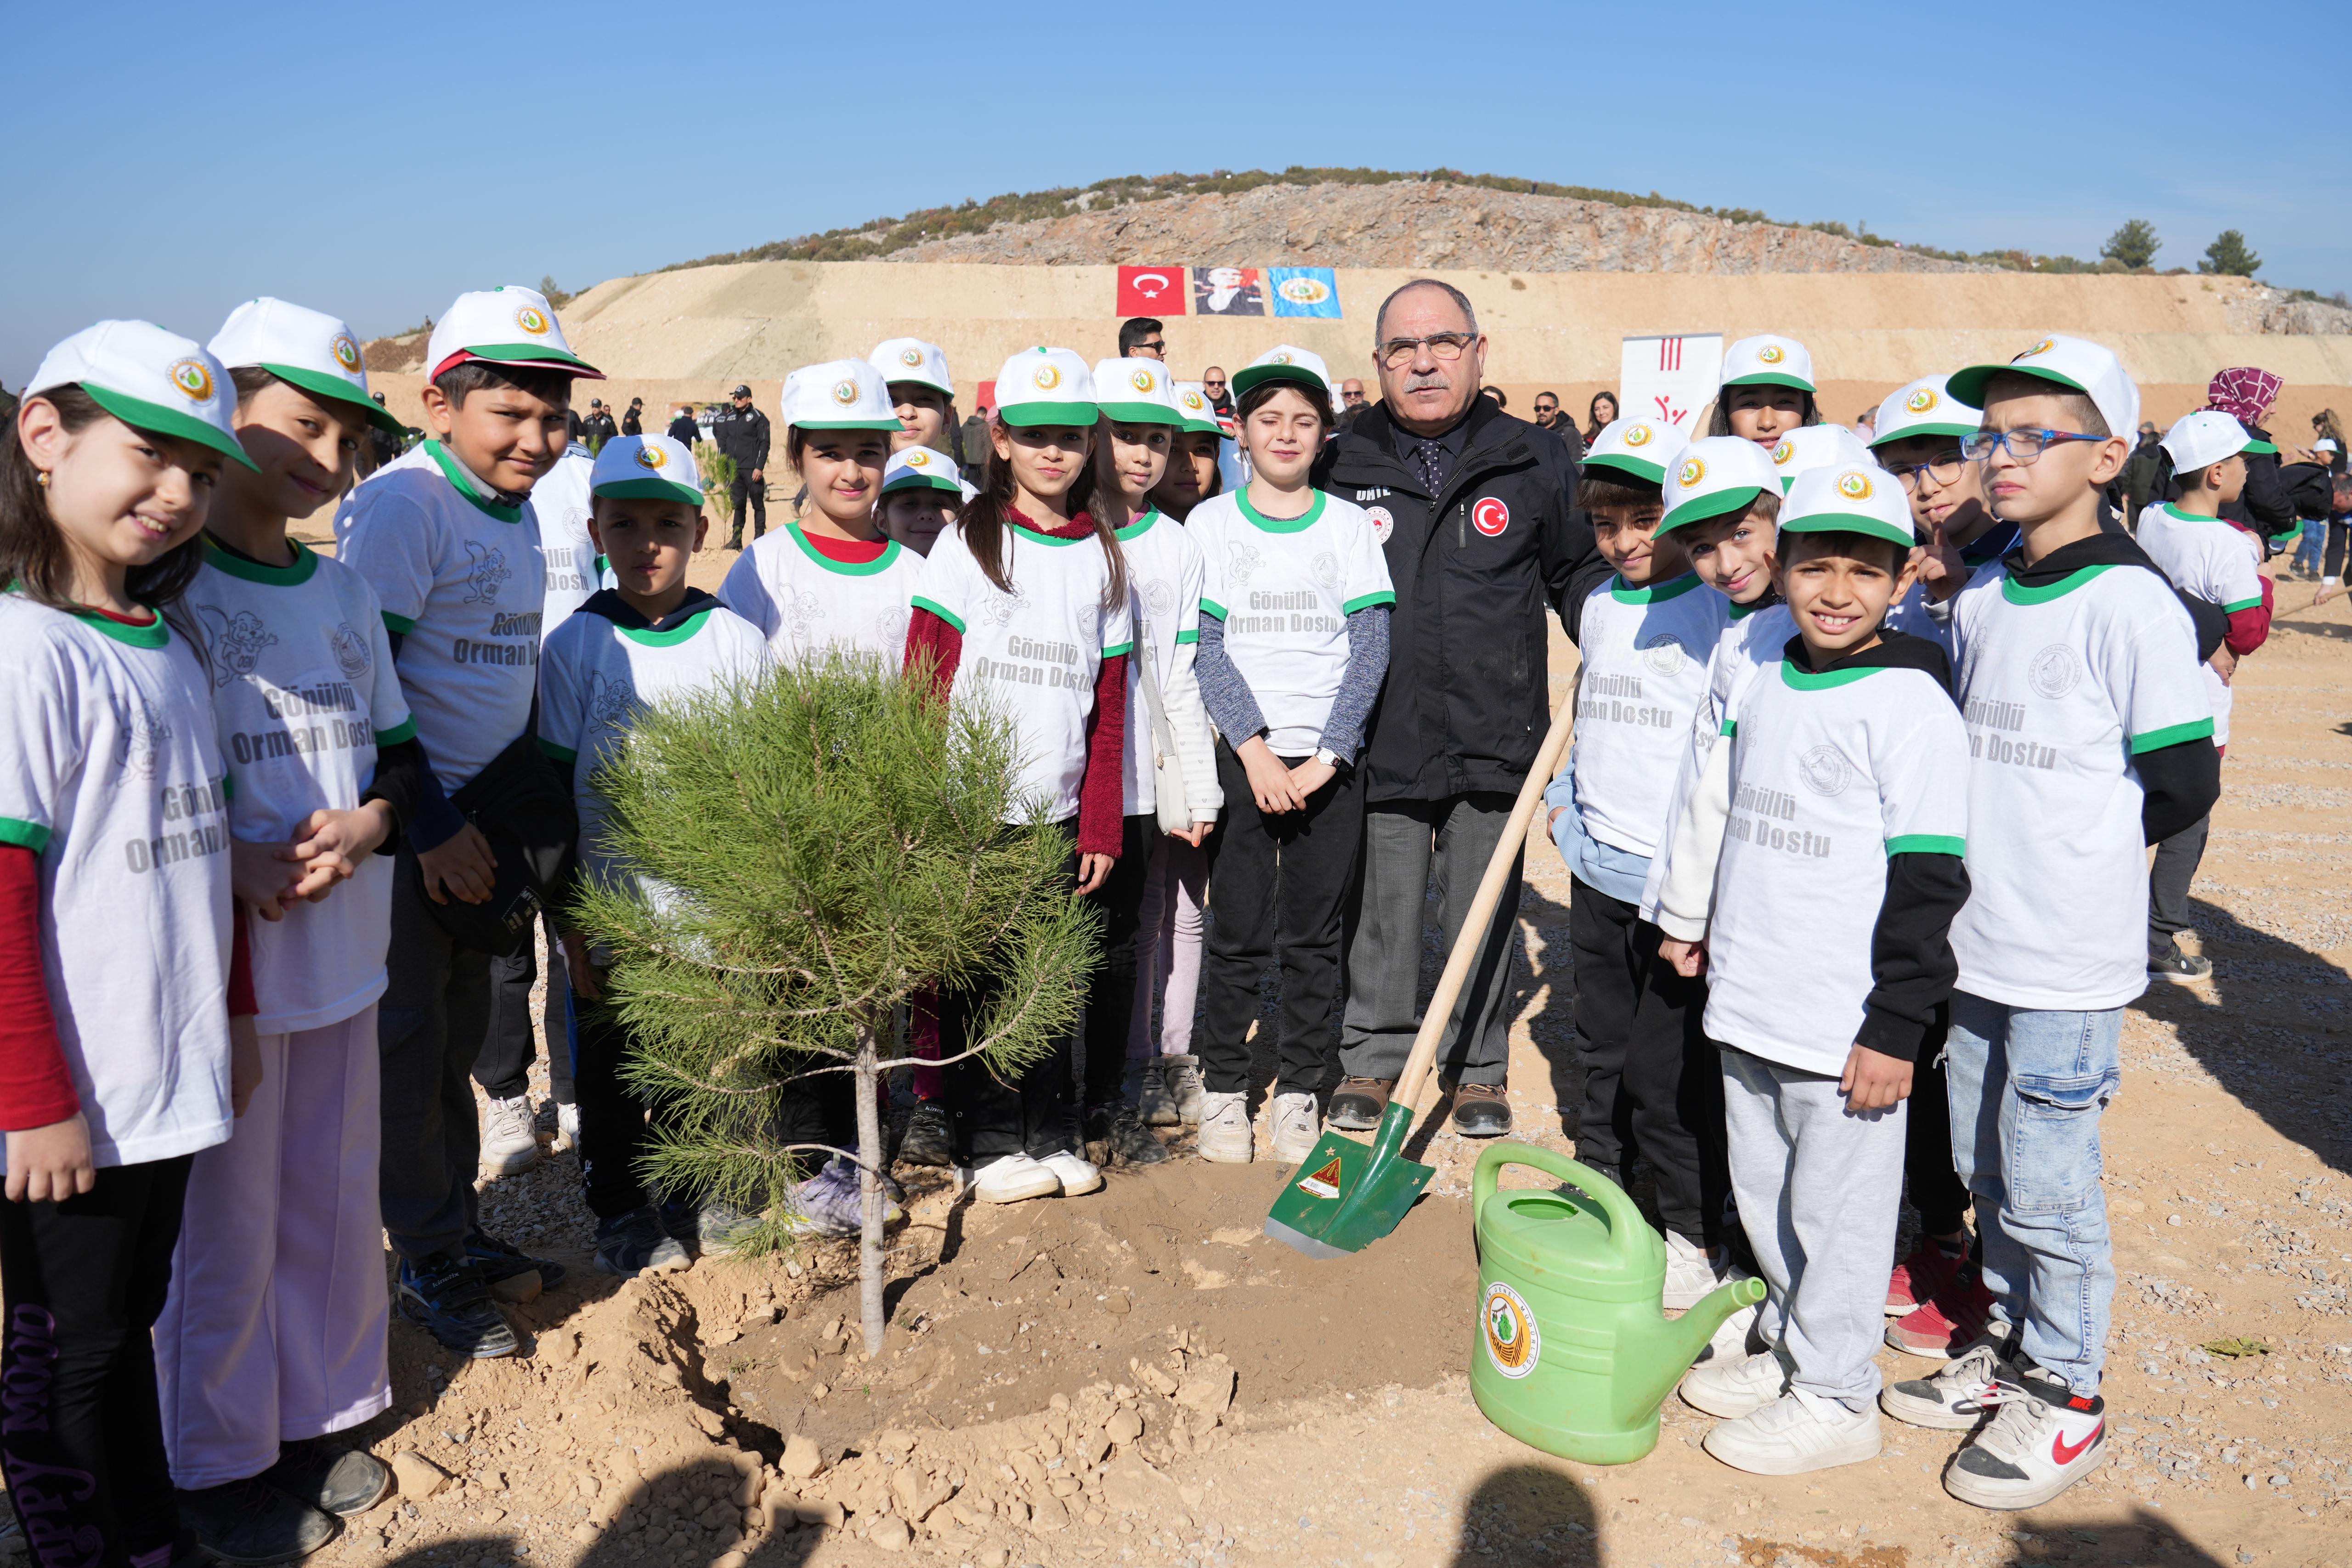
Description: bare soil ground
xmin=192 ymin=548 xmax=2349 ymax=1568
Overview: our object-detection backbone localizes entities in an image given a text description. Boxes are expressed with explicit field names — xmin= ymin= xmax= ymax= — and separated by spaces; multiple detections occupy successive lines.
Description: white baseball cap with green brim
xmin=1720 ymin=334 xmax=1816 ymax=393
xmin=1582 ymin=416 xmax=1691 ymax=486
xmin=992 ymin=348 xmax=1099 ymax=428
xmin=1945 ymin=334 xmax=2139 ymax=453
xmin=2160 ymin=411 xmax=2259 ymax=475
xmin=589 ymin=434 xmax=704 ymax=507
xmin=1171 ymin=382 xmax=1224 ymax=438
xmin=1230 ymin=345 xmax=1333 ymax=400
xmin=1778 ymin=462 xmax=1917 ymax=551
xmin=1657 ymin=436 xmax=1782 ymax=535
xmin=1768 ymin=424 xmax=1877 ymax=492
xmin=783 ymin=359 xmax=904 ymax=432
xmin=1092 ymin=358 xmax=1184 ymax=425
xmin=209 ymin=296 xmax=407 ymax=439
xmin=424 ymin=285 xmax=601 ymax=381
xmin=1871 ymin=376 xmax=1981 ymax=448
xmin=882 ymin=446 xmax=966 ymax=496
xmin=28 ymin=320 xmax=257 ymax=471
xmin=870 ymin=338 xmax=953 ymax=399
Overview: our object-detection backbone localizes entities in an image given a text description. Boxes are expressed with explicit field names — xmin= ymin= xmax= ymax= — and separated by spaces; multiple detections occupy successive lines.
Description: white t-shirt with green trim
xmin=532 ymin=445 xmax=600 ymax=641
xmin=2135 ymin=503 xmax=2262 ymax=747
xmin=0 ymin=597 xmax=233 ymax=1171
xmin=539 ymin=603 xmax=771 ymax=900
xmin=1702 ymin=656 xmax=1970 ymax=1077
xmin=1638 ymin=599 xmax=1792 ymax=920
xmin=187 ymin=542 xmax=412 ymax=1034
xmin=912 ymin=521 xmax=1132 ymax=824
xmin=334 ymin=440 xmax=546 ymax=792
xmin=1114 ymin=510 xmax=1205 ymax=817
xmin=1943 ymin=562 xmax=2213 ymax=1009
xmin=718 ymin=524 xmax=919 ymax=664
xmin=1187 ymin=489 xmax=1394 ymax=756
xmin=1568 ymin=572 xmax=1732 ymax=858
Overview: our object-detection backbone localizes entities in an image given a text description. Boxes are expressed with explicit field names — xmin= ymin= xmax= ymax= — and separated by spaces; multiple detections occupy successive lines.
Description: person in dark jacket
xmin=621 ymin=397 xmax=644 ymax=437
xmin=711 ymin=383 xmax=772 ymax=547
xmin=665 ymin=405 xmax=700 ymax=447
xmin=1314 ymin=278 xmax=1606 ymax=1139
xmin=581 ymin=399 xmax=619 ymax=447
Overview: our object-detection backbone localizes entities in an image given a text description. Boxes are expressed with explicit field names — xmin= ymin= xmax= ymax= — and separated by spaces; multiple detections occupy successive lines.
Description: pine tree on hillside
xmin=2101 ymin=219 xmax=2160 ymax=271
xmin=567 ymin=651 xmax=1099 ymax=1353
xmin=2199 ymin=231 xmax=2262 ymax=277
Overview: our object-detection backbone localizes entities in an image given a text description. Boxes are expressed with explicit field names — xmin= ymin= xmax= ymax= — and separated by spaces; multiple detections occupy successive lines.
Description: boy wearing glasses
xmin=1881 ymin=336 xmax=2218 ymax=1510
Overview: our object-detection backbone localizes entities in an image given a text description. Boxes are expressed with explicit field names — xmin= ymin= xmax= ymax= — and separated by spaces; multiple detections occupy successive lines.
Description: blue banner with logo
xmin=1269 ymin=267 xmax=1342 ymax=318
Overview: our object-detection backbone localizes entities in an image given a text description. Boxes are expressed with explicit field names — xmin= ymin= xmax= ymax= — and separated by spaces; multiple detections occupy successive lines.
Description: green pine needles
xmin=566 ymin=650 xmax=1100 ymax=1351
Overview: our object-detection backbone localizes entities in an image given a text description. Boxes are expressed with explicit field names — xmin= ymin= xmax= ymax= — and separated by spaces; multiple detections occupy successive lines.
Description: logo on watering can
xmin=1482 ymin=1281 xmax=1541 ymax=1379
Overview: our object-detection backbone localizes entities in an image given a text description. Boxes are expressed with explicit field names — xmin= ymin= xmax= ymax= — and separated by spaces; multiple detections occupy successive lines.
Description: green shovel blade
xmin=1262 ymin=1099 xmax=1434 ymax=1257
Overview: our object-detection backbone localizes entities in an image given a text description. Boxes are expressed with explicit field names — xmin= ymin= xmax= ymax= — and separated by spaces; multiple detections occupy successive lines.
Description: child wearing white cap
xmin=332 ymin=284 xmax=599 ymax=1358
xmin=876 ymin=446 xmax=965 ymax=558
xmin=1 ymin=320 xmax=256 ymax=1568
xmin=1148 ymin=383 xmax=1227 ymax=521
xmin=150 ymin=300 xmax=424 ymax=1556
xmin=869 ymin=338 xmax=958 ymax=461
xmin=1538 ymin=421 xmax=1740 ymax=1307
xmin=1883 ymin=334 xmax=2218 ymax=1510
xmin=907 ymin=348 xmax=1131 ymax=1204
xmin=1657 ymin=462 xmax=1971 ymax=1477
xmin=1186 ymin=349 xmax=1393 ymax=1167
xmin=718 ymin=360 xmax=919 ymax=663
xmin=540 ymin=435 xmax=776 ymax=1268
xmin=2137 ymin=411 xmax=2271 ymax=984
xmin=1078 ymin=359 xmax=1221 ymax=1167
xmin=1711 ymin=334 xmax=1822 ymax=450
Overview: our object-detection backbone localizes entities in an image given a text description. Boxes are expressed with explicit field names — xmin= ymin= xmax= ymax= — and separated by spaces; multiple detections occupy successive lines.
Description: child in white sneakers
xmin=1882 ymin=335 xmax=2219 ymax=1510
xmin=1659 ymin=462 xmax=1971 ymax=1475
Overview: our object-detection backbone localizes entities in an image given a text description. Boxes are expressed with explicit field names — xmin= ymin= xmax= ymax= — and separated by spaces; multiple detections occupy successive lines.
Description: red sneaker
xmin=1887 ymin=1242 xmax=1968 ymax=1316
xmin=1887 ymin=1267 xmax=1995 ymax=1359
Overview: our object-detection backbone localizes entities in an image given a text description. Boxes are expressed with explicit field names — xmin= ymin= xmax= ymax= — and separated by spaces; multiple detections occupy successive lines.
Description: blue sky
xmin=5 ymin=0 xmax=2344 ymax=381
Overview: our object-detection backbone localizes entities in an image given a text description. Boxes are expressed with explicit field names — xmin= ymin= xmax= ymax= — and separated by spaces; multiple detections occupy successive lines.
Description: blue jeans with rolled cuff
xmin=1944 ymin=993 xmax=2120 ymax=1397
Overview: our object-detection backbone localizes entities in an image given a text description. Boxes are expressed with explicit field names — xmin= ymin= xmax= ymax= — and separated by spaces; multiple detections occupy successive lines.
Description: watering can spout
xmin=1623 ymin=1276 xmax=1768 ymax=1423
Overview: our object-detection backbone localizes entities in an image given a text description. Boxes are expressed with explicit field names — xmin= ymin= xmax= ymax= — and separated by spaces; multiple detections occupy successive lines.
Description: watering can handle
xmin=1393 ymin=694 xmax=1578 ymax=1115
xmin=1472 ymin=1141 xmax=1651 ymax=1257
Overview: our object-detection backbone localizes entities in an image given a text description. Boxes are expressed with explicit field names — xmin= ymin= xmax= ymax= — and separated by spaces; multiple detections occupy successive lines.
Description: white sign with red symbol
xmin=1618 ymin=332 xmax=1725 ymax=431
xmin=1472 ymin=497 xmax=1511 ymax=537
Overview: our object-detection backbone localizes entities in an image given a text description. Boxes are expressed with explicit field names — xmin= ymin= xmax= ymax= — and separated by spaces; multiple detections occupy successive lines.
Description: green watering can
xmin=1471 ymin=1142 xmax=1766 ymax=1465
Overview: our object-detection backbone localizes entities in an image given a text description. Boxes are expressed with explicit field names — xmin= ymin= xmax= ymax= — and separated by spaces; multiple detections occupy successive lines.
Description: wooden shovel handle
xmin=1391 ymin=694 xmax=1578 ymax=1116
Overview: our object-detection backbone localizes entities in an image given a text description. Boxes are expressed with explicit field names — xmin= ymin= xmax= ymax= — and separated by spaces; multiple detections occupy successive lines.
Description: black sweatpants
xmin=379 ymin=852 xmax=490 ymax=1261
xmin=1078 ymin=815 xmax=1154 ymax=1112
xmin=1567 ymin=875 xmax=1726 ymax=1247
xmin=2148 ymin=812 xmax=2211 ymax=955
xmin=728 ymin=474 xmax=766 ymax=543
xmin=1197 ymin=745 xmax=1365 ymax=1099
xmin=1905 ymin=1025 xmax=1972 ymax=1240
xmin=943 ymin=821 xmax=1079 ymax=1166
xmin=472 ymin=917 xmax=575 ymax=1105
xmin=1 ymin=1155 xmax=195 ymax=1568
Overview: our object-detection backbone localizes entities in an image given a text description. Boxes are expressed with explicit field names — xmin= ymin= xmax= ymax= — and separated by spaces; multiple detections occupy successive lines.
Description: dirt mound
xmin=881 ymin=180 xmax=1988 ymax=276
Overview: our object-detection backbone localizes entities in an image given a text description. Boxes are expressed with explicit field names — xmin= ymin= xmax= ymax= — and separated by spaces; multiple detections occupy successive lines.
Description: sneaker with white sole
xmin=1662 ymin=1228 xmax=1747 ymax=1311
xmin=479 ymin=1094 xmax=542 ymax=1176
xmin=554 ymin=1101 xmax=580 ymax=1152
xmin=1704 ymin=1388 xmax=1883 ymax=1475
xmin=970 ymin=1153 xmax=1061 ymax=1204
xmin=1041 ymin=1150 xmax=1102 ymax=1196
xmin=1268 ymin=1091 xmax=1321 ymax=1164
xmin=1161 ymin=1054 xmax=1206 ymax=1125
xmin=1196 ymin=1090 xmax=1253 ymax=1163
xmin=1137 ymin=1059 xmax=1182 ymax=1127
xmin=1942 ymin=1364 xmax=2106 ymax=1510
xmin=1880 ymin=1334 xmax=2016 ymax=1430
xmin=1680 ymin=1347 xmax=1789 ymax=1419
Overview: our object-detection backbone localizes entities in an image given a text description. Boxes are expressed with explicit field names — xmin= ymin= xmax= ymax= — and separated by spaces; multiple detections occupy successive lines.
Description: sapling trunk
xmin=854 ymin=1015 xmax=886 ymax=1357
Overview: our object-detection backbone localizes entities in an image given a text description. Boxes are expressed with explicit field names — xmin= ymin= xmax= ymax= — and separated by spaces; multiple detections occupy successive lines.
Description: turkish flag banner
xmin=1117 ymin=266 xmax=1188 ymax=317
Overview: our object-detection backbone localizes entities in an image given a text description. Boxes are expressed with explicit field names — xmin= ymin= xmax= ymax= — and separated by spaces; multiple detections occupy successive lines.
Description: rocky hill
xmin=879 ymin=179 xmax=1989 ymax=276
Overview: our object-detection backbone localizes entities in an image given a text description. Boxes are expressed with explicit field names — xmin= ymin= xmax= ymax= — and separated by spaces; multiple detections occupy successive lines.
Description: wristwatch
xmin=1313 ymin=747 xmax=1346 ymax=770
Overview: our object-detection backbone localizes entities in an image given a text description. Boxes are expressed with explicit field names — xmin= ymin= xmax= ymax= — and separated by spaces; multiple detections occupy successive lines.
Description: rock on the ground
xmin=780 ymin=1432 xmax=825 ymax=1478
xmin=869 ymin=1515 xmax=913 ymax=1551
xmin=389 ymin=1450 xmax=448 ymax=1500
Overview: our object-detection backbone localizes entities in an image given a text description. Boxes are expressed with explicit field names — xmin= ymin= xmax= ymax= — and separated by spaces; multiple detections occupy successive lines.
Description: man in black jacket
xmin=665 ymin=405 xmax=700 ymax=448
xmin=711 ymin=384 xmax=772 ymax=548
xmin=621 ymin=397 xmax=644 ymax=437
xmin=1315 ymin=278 xmax=1606 ymax=1139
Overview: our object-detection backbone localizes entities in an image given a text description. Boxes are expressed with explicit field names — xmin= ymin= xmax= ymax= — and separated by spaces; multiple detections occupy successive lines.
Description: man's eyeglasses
xmin=1203 ymin=379 xmax=1227 ymax=391
xmin=1533 ymin=402 xmax=1559 ymax=414
xmin=1959 ymin=428 xmax=2108 ymax=464
xmin=1376 ymin=332 xmax=1478 ymax=370
xmin=1137 ymin=341 xmax=1166 ymax=355
xmin=1881 ymin=451 xmax=1968 ymax=491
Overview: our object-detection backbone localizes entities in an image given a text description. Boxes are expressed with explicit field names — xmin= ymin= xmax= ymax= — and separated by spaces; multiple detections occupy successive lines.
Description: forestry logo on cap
xmin=1758 ymin=345 xmax=1785 ymax=365
xmin=1837 ymin=470 xmax=1874 ymax=500
xmin=1092 ymin=357 xmax=1183 ymax=426
xmin=783 ymin=358 xmax=903 ymax=431
xmin=1905 ymin=386 xmax=1938 ymax=414
xmin=515 ymin=305 xmax=551 ymax=336
xmin=170 ymin=358 xmax=215 ymax=402
xmin=1768 ymin=424 xmax=1877 ymax=491
xmin=1033 ymin=362 xmax=1062 ymax=390
xmin=1657 ymin=436 xmax=1782 ymax=536
xmin=2022 ymin=338 xmax=2056 ymax=360
xmin=1720 ymin=334 xmax=1817 ymax=393
xmin=591 ymin=434 xmax=702 ymax=505
xmin=831 ymin=379 xmax=859 ymax=406
xmin=634 ymin=444 xmax=669 ymax=470
xmin=867 ymin=338 xmax=953 ymax=398
xmin=1770 ymin=440 xmax=1794 ymax=467
xmin=1623 ymin=423 xmax=1654 ymax=447
xmin=1779 ymin=459 xmax=1916 ymax=550
xmin=882 ymin=444 xmax=969 ymax=497
xmin=1232 ymin=344 xmax=1333 ymax=399
xmin=332 ymin=334 xmax=362 ymax=372
xmin=1181 ymin=389 xmax=1206 ymax=412
xmin=1170 ymin=380 xmax=1224 ymax=437
xmin=905 ymin=448 xmax=930 ymax=467
xmin=1130 ymin=367 xmax=1156 ymax=393
xmin=1677 ymin=456 xmax=1707 ymax=489
xmin=899 ymin=346 xmax=923 ymax=368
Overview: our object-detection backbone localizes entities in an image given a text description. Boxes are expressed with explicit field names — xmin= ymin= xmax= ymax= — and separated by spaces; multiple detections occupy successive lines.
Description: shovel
xmin=1265 ymin=692 xmax=1578 ymax=1258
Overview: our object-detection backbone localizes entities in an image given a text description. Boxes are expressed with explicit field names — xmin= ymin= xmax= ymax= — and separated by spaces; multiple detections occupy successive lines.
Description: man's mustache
xmin=1402 ymin=371 xmax=1453 ymax=394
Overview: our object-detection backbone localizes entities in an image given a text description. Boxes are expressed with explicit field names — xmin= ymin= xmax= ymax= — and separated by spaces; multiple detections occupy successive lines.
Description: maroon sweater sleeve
xmin=228 ymin=903 xmax=256 ymax=1020
xmin=2223 ymin=577 xmax=2271 ymax=657
xmin=1077 ymin=653 xmax=1128 ymax=858
xmin=0 ymin=846 xmax=79 ymax=1132
xmin=905 ymin=607 xmax=962 ymax=702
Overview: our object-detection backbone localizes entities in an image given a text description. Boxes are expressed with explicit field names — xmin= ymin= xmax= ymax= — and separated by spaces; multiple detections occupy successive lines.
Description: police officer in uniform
xmin=712 ymin=383 xmax=773 ymax=548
